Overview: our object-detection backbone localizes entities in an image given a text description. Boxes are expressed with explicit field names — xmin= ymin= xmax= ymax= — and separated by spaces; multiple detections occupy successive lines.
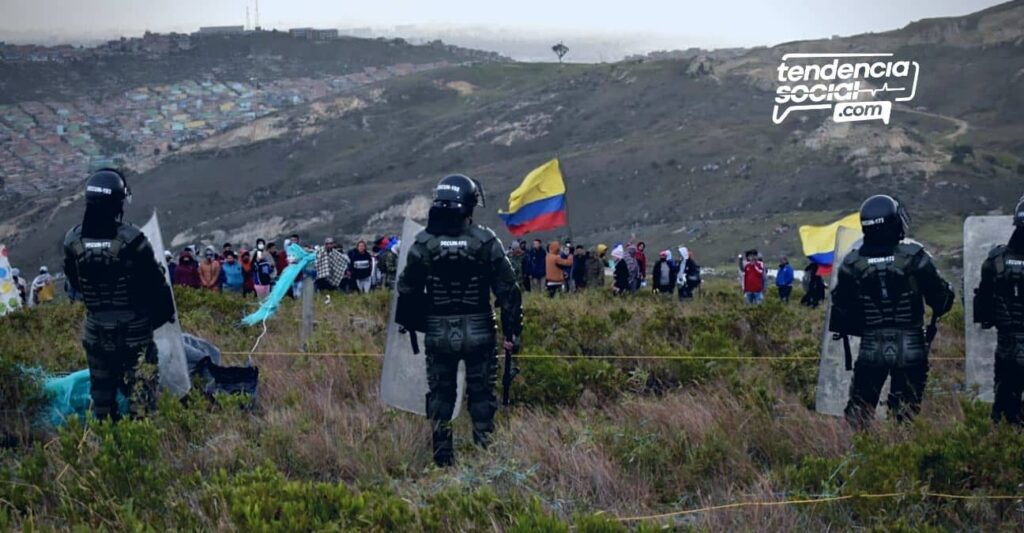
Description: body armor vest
xmin=990 ymin=246 xmax=1024 ymax=332
xmin=417 ymin=225 xmax=498 ymax=355
xmin=420 ymin=226 xmax=493 ymax=317
xmin=848 ymin=244 xmax=923 ymax=330
xmin=66 ymin=225 xmax=139 ymax=315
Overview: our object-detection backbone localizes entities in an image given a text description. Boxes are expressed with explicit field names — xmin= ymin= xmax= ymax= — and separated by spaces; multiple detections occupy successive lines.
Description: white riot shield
xmin=380 ymin=218 xmax=465 ymax=418
xmin=140 ymin=213 xmax=191 ymax=398
xmin=815 ymin=226 xmax=869 ymax=416
xmin=964 ymin=216 xmax=1014 ymax=402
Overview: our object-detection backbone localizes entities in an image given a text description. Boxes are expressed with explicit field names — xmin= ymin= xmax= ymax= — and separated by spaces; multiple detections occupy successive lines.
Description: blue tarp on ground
xmin=42 ymin=370 xmax=128 ymax=427
xmin=39 ymin=333 xmax=223 ymax=427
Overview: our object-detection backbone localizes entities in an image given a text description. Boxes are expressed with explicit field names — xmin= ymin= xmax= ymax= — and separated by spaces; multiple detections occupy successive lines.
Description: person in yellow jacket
xmin=31 ymin=266 xmax=55 ymax=305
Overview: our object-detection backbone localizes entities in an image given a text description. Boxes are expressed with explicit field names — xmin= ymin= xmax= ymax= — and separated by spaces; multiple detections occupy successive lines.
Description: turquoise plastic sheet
xmin=241 ymin=243 xmax=316 ymax=326
xmin=42 ymin=369 xmax=128 ymax=427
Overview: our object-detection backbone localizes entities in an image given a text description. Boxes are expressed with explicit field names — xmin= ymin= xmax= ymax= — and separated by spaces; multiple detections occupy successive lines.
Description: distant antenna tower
xmin=246 ymin=6 xmax=251 ymax=30
xmin=254 ymin=0 xmax=261 ymax=30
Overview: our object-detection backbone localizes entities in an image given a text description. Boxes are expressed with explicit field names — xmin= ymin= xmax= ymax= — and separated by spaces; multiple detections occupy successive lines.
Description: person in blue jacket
xmin=775 ymin=256 xmax=795 ymax=304
xmin=220 ymin=251 xmax=245 ymax=293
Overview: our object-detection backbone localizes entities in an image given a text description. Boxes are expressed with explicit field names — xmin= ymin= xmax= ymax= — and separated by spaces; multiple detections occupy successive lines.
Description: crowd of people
xmin=19 ymin=232 xmax=831 ymax=310
xmin=25 ymin=230 xmax=826 ymax=307
xmin=508 ymin=237 xmax=833 ymax=307
xmin=735 ymin=249 xmax=826 ymax=307
xmin=163 ymin=234 xmax=399 ymax=297
xmin=507 ymin=237 xmax=704 ymax=301
xmin=505 ymin=236 xmax=831 ymax=307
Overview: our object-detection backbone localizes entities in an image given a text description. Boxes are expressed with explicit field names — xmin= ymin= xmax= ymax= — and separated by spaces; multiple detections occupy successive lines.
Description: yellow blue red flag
xmin=498 ymin=159 xmax=568 ymax=236
xmin=799 ymin=213 xmax=861 ymax=269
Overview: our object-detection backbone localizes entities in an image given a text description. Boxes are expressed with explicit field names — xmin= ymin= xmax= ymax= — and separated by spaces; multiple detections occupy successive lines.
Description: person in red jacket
xmin=239 ymin=249 xmax=256 ymax=297
xmin=268 ymin=242 xmax=289 ymax=278
xmin=634 ymin=241 xmax=648 ymax=288
xmin=173 ymin=248 xmax=201 ymax=289
xmin=740 ymin=250 xmax=766 ymax=304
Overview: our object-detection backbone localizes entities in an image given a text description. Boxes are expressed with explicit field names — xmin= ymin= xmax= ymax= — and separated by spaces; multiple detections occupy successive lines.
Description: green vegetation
xmin=1 ymin=280 xmax=1021 ymax=530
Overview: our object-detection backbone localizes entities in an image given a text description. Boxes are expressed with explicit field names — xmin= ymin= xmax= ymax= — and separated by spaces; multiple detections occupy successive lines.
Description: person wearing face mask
xmin=198 ymin=247 xmax=222 ymax=292
xmin=220 ymin=251 xmax=244 ymax=293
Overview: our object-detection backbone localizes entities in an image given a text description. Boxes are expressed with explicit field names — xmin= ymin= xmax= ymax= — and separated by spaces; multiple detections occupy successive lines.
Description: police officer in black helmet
xmin=396 ymin=174 xmax=523 ymax=467
xmin=829 ymin=195 xmax=954 ymax=429
xmin=974 ymin=197 xmax=1024 ymax=425
xmin=63 ymin=169 xmax=175 ymax=421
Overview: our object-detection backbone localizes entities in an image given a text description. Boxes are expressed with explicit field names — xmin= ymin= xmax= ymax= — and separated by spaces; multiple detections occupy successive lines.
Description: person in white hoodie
xmin=676 ymin=246 xmax=701 ymax=300
xmin=11 ymin=267 xmax=28 ymax=307
xmin=30 ymin=266 xmax=55 ymax=306
xmin=611 ymin=245 xmax=631 ymax=295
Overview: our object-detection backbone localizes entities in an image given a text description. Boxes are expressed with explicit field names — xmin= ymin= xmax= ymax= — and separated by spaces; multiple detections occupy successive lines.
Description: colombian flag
xmin=499 ymin=159 xmax=568 ymax=236
xmin=799 ymin=213 xmax=861 ymax=276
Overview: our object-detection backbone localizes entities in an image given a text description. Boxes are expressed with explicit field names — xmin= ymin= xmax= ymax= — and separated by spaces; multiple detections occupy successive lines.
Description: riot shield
xmin=815 ymin=226 xmax=868 ymax=416
xmin=380 ymin=218 xmax=465 ymax=418
xmin=964 ymin=216 xmax=1013 ymax=402
xmin=140 ymin=213 xmax=191 ymax=398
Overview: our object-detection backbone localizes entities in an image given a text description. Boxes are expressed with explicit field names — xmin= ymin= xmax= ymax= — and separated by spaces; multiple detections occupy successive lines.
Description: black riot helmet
xmin=84 ymin=168 xmax=131 ymax=219
xmin=1014 ymin=195 xmax=1024 ymax=228
xmin=432 ymin=174 xmax=485 ymax=218
xmin=859 ymin=194 xmax=910 ymax=243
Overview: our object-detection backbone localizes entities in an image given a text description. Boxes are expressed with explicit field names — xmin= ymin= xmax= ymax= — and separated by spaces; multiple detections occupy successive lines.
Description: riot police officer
xmin=974 ymin=198 xmax=1024 ymax=425
xmin=396 ymin=174 xmax=523 ymax=467
xmin=63 ymin=169 xmax=175 ymax=421
xmin=829 ymin=195 xmax=954 ymax=429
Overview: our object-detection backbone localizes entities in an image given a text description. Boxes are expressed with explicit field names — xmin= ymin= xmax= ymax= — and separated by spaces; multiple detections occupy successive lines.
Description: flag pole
xmin=557 ymin=156 xmax=573 ymax=243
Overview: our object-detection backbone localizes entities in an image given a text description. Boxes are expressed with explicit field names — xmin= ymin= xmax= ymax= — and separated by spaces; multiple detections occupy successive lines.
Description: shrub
xmin=0 ymin=359 xmax=47 ymax=446
xmin=4 ymin=278 xmax=1005 ymax=530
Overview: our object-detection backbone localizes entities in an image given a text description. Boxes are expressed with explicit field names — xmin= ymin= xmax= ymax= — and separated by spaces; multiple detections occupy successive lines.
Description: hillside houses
xmin=0 ymin=61 xmax=452 ymax=195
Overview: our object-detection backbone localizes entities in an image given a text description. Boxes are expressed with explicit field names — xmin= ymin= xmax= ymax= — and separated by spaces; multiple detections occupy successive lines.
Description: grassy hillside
xmin=3 ymin=281 xmax=1023 ymax=530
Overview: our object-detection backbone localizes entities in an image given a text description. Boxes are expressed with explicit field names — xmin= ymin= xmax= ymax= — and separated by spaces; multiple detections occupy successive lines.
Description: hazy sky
xmin=0 ymin=0 xmax=1008 ymax=48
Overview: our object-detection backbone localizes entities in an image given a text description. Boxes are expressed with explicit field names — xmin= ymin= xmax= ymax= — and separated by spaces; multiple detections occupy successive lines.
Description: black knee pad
xmin=426 ymin=390 xmax=457 ymax=422
xmin=468 ymin=398 xmax=496 ymax=422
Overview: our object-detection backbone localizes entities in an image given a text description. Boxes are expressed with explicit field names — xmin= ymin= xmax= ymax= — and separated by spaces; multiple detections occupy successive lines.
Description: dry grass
xmin=4 ymin=279 xmax=1019 ymax=531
